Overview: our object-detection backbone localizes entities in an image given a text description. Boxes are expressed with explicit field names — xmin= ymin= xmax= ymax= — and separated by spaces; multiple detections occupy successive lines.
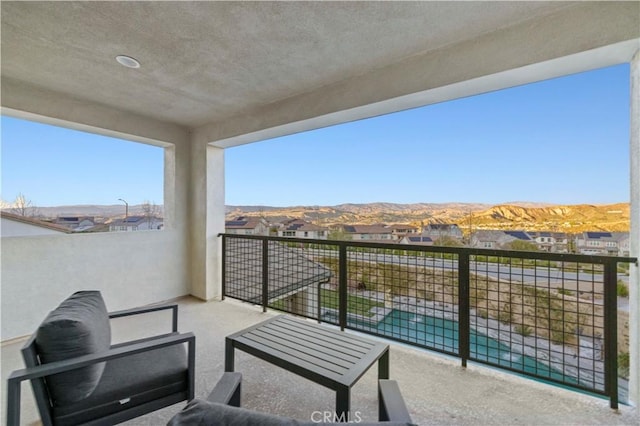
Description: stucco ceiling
xmin=1 ymin=1 xmax=576 ymax=127
xmin=1 ymin=1 xmax=639 ymax=144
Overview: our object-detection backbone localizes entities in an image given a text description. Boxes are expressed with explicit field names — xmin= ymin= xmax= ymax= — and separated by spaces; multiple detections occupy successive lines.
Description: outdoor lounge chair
xmin=168 ymin=372 xmax=415 ymax=425
xmin=6 ymin=291 xmax=195 ymax=426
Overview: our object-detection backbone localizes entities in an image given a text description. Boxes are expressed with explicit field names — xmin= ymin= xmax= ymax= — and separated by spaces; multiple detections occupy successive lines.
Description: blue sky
xmin=1 ymin=119 xmax=164 ymax=207
xmin=1 ymin=64 xmax=631 ymax=208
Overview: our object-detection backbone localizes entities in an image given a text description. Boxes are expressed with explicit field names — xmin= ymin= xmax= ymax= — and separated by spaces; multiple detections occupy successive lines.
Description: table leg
xmin=225 ymin=337 xmax=235 ymax=372
xmin=378 ymin=348 xmax=390 ymax=421
xmin=335 ymin=385 xmax=350 ymax=422
xmin=378 ymin=348 xmax=390 ymax=380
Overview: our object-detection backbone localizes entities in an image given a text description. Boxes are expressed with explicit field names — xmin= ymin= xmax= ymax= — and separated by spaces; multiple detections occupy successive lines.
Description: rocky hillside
xmin=226 ymin=202 xmax=630 ymax=232
xmin=226 ymin=202 xmax=491 ymax=227
xmin=469 ymin=203 xmax=630 ymax=232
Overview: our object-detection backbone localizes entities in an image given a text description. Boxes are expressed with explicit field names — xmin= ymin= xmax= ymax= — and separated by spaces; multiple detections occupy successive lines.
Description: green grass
xmin=269 ymin=288 xmax=385 ymax=318
xmin=320 ymin=289 xmax=384 ymax=318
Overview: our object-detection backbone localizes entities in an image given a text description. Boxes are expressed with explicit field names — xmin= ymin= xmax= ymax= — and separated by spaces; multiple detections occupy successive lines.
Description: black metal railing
xmin=220 ymin=233 xmax=637 ymax=408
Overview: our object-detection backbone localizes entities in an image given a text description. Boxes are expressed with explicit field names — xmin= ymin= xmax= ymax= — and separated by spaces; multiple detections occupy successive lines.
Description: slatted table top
xmin=225 ymin=315 xmax=389 ymax=389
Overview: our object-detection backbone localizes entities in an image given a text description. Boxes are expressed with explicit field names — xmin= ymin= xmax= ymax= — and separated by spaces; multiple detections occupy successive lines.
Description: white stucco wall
xmin=188 ymin=133 xmax=225 ymax=301
xmin=0 ymin=230 xmax=189 ymax=340
xmin=0 ymin=109 xmax=193 ymax=341
xmin=628 ymin=48 xmax=639 ymax=407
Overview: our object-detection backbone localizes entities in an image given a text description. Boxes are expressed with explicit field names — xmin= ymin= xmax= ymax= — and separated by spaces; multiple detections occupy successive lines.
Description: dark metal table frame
xmin=225 ymin=315 xmax=390 ymax=419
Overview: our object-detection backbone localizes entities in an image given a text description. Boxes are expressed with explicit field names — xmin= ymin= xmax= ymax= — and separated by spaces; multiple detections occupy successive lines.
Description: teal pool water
xmin=376 ymin=310 xmax=577 ymax=384
xmin=324 ymin=309 xmax=583 ymax=386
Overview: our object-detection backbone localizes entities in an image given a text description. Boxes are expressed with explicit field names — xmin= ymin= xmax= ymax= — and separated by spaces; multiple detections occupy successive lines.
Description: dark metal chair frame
xmin=208 ymin=372 xmax=413 ymax=423
xmin=6 ymin=303 xmax=195 ymax=426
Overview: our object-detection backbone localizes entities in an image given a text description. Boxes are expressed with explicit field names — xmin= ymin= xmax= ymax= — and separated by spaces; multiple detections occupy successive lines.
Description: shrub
xmin=515 ymin=324 xmax=533 ymax=337
xmin=618 ymin=263 xmax=629 ymax=274
xmin=558 ymin=288 xmax=573 ymax=296
xmin=618 ymin=352 xmax=630 ymax=379
xmin=617 ymin=280 xmax=629 ymax=298
xmin=424 ymin=290 xmax=436 ymax=301
xmin=497 ymin=303 xmax=513 ymax=324
xmin=550 ymin=329 xmax=566 ymax=345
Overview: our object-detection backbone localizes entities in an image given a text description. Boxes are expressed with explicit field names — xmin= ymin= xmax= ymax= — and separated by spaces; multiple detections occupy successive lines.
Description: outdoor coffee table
xmin=225 ymin=315 xmax=390 ymax=420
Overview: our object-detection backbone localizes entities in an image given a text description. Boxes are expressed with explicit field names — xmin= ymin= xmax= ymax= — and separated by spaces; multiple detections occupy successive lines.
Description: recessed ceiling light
xmin=115 ymin=55 xmax=140 ymax=69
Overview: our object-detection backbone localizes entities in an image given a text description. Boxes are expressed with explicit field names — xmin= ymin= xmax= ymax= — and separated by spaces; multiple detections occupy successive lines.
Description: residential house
xmin=399 ymin=235 xmax=433 ymax=246
xmin=1 ymin=212 xmax=72 ymax=237
xmin=55 ymin=216 xmax=96 ymax=231
xmin=422 ymin=223 xmax=464 ymax=242
xmin=109 ymin=215 xmax=164 ymax=232
xmin=340 ymin=224 xmax=394 ymax=242
xmin=225 ymin=216 xmax=269 ymax=236
xmin=470 ymin=230 xmax=531 ymax=249
xmin=278 ymin=218 xmax=328 ymax=239
xmin=617 ymin=233 xmax=631 ymax=257
xmin=225 ymin=238 xmax=332 ymax=317
xmin=527 ymin=231 xmax=570 ymax=253
xmin=576 ymin=231 xmax=631 ymax=256
xmin=387 ymin=224 xmax=419 ymax=240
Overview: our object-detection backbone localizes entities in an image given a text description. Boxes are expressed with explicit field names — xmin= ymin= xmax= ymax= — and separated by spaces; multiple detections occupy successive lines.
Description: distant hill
xmin=226 ymin=202 xmax=491 ymax=226
xmin=8 ymin=204 xmax=164 ymax=220
xmin=5 ymin=201 xmax=629 ymax=233
xmin=469 ymin=203 xmax=630 ymax=232
xmin=226 ymin=201 xmax=630 ymax=232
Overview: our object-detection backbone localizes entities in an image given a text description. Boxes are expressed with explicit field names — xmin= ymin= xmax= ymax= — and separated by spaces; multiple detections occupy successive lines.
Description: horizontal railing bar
xmin=218 ymin=233 xmax=637 ymax=265
xmin=468 ymin=357 xmax=609 ymax=396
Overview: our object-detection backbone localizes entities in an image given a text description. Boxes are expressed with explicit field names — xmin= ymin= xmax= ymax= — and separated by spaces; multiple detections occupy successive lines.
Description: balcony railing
xmin=220 ymin=233 xmax=637 ymax=409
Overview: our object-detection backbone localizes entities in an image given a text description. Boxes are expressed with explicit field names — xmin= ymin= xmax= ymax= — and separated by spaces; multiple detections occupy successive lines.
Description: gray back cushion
xmin=35 ymin=291 xmax=111 ymax=405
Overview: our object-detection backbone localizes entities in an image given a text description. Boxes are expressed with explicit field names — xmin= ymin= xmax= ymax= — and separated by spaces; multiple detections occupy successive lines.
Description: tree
xmin=328 ymin=228 xmax=352 ymax=241
xmin=9 ymin=193 xmax=39 ymax=217
xmin=506 ymin=240 xmax=539 ymax=251
xmin=432 ymin=236 xmax=463 ymax=247
xmin=141 ymin=200 xmax=160 ymax=229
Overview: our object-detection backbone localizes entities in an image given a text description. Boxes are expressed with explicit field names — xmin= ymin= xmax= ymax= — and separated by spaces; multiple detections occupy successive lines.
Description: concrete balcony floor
xmin=2 ymin=296 xmax=638 ymax=425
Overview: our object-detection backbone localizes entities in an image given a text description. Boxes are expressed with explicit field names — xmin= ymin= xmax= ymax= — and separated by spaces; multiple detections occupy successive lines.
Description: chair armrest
xmin=109 ymin=303 xmax=178 ymax=332
xmin=6 ymin=332 xmax=195 ymax=426
xmin=378 ymin=380 xmax=412 ymax=423
xmin=207 ymin=372 xmax=242 ymax=407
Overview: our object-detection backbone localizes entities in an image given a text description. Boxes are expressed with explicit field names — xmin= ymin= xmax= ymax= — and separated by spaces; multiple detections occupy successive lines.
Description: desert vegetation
xmin=317 ymin=255 xmax=613 ymax=352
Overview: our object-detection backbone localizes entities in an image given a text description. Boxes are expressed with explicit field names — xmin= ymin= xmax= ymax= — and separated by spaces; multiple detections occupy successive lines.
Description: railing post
xmin=458 ymin=252 xmax=470 ymax=367
xmin=317 ymin=281 xmax=322 ymax=324
xmin=262 ymin=238 xmax=269 ymax=313
xmin=339 ymin=243 xmax=348 ymax=331
xmin=603 ymin=260 xmax=619 ymax=409
xmin=221 ymin=234 xmax=226 ymax=300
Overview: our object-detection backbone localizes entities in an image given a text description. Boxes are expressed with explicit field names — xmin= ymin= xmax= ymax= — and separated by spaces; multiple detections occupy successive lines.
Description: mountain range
xmin=226 ymin=201 xmax=630 ymax=232
xmin=5 ymin=202 xmax=630 ymax=233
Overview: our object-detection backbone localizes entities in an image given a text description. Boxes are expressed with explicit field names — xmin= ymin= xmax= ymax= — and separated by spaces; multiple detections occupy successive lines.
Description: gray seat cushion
xmin=35 ymin=291 xmax=111 ymax=404
xmin=53 ymin=342 xmax=188 ymax=425
xmin=168 ymin=399 xmax=306 ymax=426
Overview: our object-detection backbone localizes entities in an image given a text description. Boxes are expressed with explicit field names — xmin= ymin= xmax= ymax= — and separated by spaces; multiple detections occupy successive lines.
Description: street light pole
xmin=118 ymin=198 xmax=128 ymax=219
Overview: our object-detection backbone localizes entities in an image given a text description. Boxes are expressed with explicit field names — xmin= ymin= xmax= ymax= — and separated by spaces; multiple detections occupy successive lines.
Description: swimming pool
xmin=323 ymin=309 xmax=582 ymax=386
xmin=377 ymin=310 xmax=576 ymax=383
